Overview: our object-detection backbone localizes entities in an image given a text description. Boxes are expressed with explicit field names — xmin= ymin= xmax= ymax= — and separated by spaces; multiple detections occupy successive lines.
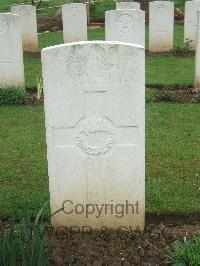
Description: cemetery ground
xmin=25 ymin=26 xmax=197 ymax=103
xmin=1 ymin=105 xmax=200 ymax=264
xmin=1 ymin=103 xmax=200 ymax=216
xmin=1 ymin=27 xmax=200 ymax=265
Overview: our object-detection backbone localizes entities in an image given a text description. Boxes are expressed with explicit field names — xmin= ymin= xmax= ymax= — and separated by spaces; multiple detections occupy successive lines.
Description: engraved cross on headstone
xmin=53 ymin=90 xmax=138 ymax=202
xmin=54 ymin=90 xmax=138 ymax=154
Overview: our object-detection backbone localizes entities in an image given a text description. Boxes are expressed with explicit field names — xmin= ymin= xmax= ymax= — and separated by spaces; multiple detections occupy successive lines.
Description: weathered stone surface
xmin=116 ymin=2 xmax=140 ymax=10
xmin=62 ymin=3 xmax=87 ymax=43
xmin=0 ymin=13 xmax=24 ymax=87
xmin=105 ymin=10 xmax=145 ymax=47
xmin=195 ymin=10 xmax=200 ymax=88
xmin=184 ymin=1 xmax=200 ymax=50
xmin=11 ymin=5 xmax=38 ymax=51
xmin=149 ymin=1 xmax=174 ymax=52
xmin=42 ymin=41 xmax=145 ymax=230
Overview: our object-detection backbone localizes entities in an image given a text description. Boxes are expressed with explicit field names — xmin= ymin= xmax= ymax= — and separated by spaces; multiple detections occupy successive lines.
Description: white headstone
xmin=105 ymin=10 xmax=145 ymax=47
xmin=42 ymin=41 xmax=145 ymax=230
xmin=0 ymin=13 xmax=24 ymax=87
xmin=195 ymin=10 xmax=200 ymax=88
xmin=149 ymin=1 xmax=174 ymax=52
xmin=62 ymin=3 xmax=87 ymax=43
xmin=184 ymin=1 xmax=200 ymax=50
xmin=11 ymin=5 xmax=38 ymax=51
xmin=116 ymin=2 xmax=140 ymax=10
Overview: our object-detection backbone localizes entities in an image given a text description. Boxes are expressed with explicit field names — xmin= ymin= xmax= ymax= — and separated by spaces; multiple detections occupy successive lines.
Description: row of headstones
xmin=3 ymin=1 xmax=200 ymax=52
xmin=60 ymin=0 xmax=200 ymax=51
xmin=1 ymin=1 xmax=200 ymax=88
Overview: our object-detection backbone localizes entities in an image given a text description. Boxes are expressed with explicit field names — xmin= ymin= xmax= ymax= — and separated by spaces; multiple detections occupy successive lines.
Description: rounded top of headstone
xmin=0 ymin=13 xmax=20 ymax=19
xmin=185 ymin=0 xmax=200 ymax=6
xmin=62 ymin=3 xmax=86 ymax=7
xmin=11 ymin=4 xmax=36 ymax=9
xmin=11 ymin=5 xmax=36 ymax=16
xmin=12 ymin=4 xmax=34 ymax=7
xmin=0 ymin=12 xmax=19 ymax=16
xmin=41 ymin=41 xmax=144 ymax=56
xmin=150 ymin=0 xmax=174 ymax=4
xmin=106 ymin=9 xmax=144 ymax=14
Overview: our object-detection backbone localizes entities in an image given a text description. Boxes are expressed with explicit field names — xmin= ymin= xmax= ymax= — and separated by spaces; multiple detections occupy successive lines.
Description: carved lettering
xmin=0 ymin=17 xmax=8 ymax=36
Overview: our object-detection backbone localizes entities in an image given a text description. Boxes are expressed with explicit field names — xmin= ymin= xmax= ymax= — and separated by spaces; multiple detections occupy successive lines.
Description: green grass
xmin=0 ymin=5 xmax=198 ymax=219
xmin=146 ymin=56 xmax=194 ymax=87
xmin=169 ymin=233 xmax=200 ymax=265
xmin=24 ymin=55 xmax=195 ymax=89
xmin=24 ymin=58 xmax=42 ymax=89
xmin=0 ymin=106 xmax=48 ymax=217
xmin=146 ymin=104 xmax=200 ymax=213
xmin=0 ymin=0 xmax=63 ymax=18
xmin=88 ymin=28 xmax=105 ymax=41
xmin=0 ymin=211 xmax=49 ymax=266
xmin=21 ymin=26 xmax=192 ymax=89
xmin=0 ymin=104 xmax=200 ymax=218
xmin=38 ymin=28 xmax=105 ymax=49
xmin=38 ymin=32 xmax=63 ymax=49
xmin=173 ymin=25 xmax=185 ymax=49
xmin=89 ymin=0 xmax=114 ymax=21
xmin=38 ymin=25 xmax=185 ymax=50
xmin=174 ymin=0 xmax=186 ymax=10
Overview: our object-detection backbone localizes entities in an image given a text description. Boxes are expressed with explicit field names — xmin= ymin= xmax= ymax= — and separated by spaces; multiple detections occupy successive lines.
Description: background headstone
xmin=184 ymin=1 xmax=200 ymax=50
xmin=42 ymin=41 xmax=145 ymax=230
xmin=0 ymin=13 xmax=24 ymax=87
xmin=105 ymin=10 xmax=145 ymax=47
xmin=11 ymin=5 xmax=38 ymax=51
xmin=86 ymin=1 xmax=90 ymax=25
xmin=62 ymin=3 xmax=87 ymax=43
xmin=149 ymin=1 xmax=174 ymax=52
xmin=195 ymin=10 xmax=200 ymax=88
xmin=116 ymin=2 xmax=141 ymax=10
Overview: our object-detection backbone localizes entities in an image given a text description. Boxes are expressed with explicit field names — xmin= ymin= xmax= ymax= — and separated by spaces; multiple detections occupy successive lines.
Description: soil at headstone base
xmin=24 ymin=50 xmax=195 ymax=59
xmin=47 ymin=217 xmax=200 ymax=265
xmin=25 ymin=89 xmax=200 ymax=105
xmin=38 ymin=17 xmax=63 ymax=32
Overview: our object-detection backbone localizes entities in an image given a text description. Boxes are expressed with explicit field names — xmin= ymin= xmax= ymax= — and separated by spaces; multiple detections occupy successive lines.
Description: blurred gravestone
xmin=0 ymin=13 xmax=24 ymax=87
xmin=62 ymin=3 xmax=87 ymax=43
xmin=149 ymin=1 xmax=174 ymax=52
xmin=11 ymin=5 xmax=38 ymax=51
xmin=116 ymin=2 xmax=140 ymax=10
xmin=105 ymin=9 xmax=145 ymax=47
xmin=184 ymin=1 xmax=200 ymax=50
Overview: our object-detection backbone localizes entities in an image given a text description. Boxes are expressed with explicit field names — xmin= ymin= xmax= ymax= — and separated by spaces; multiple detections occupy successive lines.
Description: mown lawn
xmin=25 ymin=55 xmax=195 ymax=89
xmin=146 ymin=56 xmax=194 ymax=87
xmin=23 ymin=26 xmax=194 ymax=89
xmin=25 ymin=57 xmax=195 ymax=91
xmin=0 ymin=3 xmax=198 ymax=220
xmin=38 ymin=25 xmax=185 ymax=50
xmin=0 ymin=104 xmax=200 ymax=218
